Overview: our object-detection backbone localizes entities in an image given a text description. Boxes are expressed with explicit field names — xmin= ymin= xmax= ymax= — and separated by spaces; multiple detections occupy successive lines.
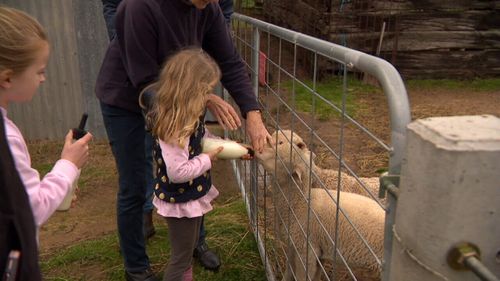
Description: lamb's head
xmin=255 ymin=130 xmax=312 ymax=180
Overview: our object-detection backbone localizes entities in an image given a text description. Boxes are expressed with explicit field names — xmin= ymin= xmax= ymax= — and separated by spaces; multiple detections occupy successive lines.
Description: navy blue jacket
xmin=153 ymin=122 xmax=211 ymax=203
xmin=95 ymin=0 xmax=258 ymax=116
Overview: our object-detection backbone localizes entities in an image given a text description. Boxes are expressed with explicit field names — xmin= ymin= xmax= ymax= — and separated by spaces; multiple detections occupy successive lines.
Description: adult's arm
xmin=218 ymin=0 xmax=234 ymax=26
xmin=202 ymin=5 xmax=259 ymax=117
xmin=203 ymin=5 xmax=271 ymax=151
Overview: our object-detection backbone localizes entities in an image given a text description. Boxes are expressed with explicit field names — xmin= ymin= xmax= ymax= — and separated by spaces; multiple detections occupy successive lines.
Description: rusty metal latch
xmin=379 ymin=172 xmax=400 ymax=199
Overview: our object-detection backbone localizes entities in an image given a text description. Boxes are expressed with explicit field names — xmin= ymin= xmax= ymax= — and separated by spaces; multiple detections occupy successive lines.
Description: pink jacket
xmin=1 ymin=107 xmax=79 ymax=227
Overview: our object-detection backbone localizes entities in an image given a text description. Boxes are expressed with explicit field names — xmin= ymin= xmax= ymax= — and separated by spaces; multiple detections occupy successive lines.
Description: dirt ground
xmin=37 ymin=86 xmax=499 ymax=278
xmin=37 ymin=141 xmax=118 ymax=254
xmin=349 ymin=86 xmax=500 ymax=175
xmin=37 ymin=146 xmax=240 ymax=254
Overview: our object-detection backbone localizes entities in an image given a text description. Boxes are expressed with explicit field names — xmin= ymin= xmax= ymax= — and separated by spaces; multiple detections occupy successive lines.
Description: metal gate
xmin=228 ymin=13 xmax=410 ymax=281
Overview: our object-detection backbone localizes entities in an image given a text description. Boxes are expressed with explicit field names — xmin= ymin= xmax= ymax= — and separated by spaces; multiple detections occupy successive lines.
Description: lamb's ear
xmin=296 ymin=141 xmax=316 ymax=161
xmin=292 ymin=167 xmax=302 ymax=183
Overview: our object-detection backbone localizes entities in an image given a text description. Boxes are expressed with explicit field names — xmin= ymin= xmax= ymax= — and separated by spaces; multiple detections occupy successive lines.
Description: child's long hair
xmin=0 ymin=6 xmax=47 ymax=75
xmin=143 ymin=48 xmax=221 ymax=147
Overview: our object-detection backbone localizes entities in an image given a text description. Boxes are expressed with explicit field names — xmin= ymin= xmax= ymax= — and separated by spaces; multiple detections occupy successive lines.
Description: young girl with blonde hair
xmin=143 ymin=48 xmax=228 ymax=281
xmin=0 ymin=6 xmax=92 ymax=228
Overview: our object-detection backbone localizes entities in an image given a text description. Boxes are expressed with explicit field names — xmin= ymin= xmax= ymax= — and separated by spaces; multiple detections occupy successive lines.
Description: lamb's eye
xmin=278 ymin=141 xmax=283 ymax=145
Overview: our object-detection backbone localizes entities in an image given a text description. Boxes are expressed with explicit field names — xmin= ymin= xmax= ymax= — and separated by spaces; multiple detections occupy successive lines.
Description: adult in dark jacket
xmin=95 ymin=0 xmax=270 ymax=280
xmin=100 ymin=0 xmax=236 ymax=273
xmin=0 ymin=112 xmax=41 ymax=281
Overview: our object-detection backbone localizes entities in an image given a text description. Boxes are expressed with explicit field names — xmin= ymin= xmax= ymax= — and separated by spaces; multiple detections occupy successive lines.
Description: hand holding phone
xmin=62 ymin=113 xmax=92 ymax=169
xmin=72 ymin=113 xmax=88 ymax=140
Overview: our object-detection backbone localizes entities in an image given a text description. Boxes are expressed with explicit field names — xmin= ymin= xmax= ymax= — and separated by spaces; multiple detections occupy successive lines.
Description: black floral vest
xmin=153 ymin=121 xmax=211 ymax=203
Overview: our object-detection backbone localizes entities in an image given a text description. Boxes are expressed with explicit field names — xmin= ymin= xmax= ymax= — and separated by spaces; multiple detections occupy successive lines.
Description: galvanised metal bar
xmin=251 ymin=26 xmax=260 ymax=98
xmin=464 ymin=256 xmax=500 ymax=281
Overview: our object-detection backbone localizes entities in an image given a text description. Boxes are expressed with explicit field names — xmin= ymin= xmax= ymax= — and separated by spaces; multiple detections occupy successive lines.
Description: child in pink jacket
xmin=143 ymin=48 xmax=226 ymax=281
xmin=0 ymin=7 xmax=92 ymax=228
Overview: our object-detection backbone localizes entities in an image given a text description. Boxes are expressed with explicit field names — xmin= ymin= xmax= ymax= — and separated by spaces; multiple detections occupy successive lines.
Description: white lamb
xmin=256 ymin=130 xmax=384 ymax=281
xmin=280 ymin=130 xmax=383 ymax=203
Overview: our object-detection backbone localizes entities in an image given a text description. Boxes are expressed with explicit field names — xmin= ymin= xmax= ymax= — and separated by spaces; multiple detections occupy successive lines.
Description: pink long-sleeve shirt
xmin=1 ymin=107 xmax=79 ymax=227
xmin=153 ymin=133 xmax=219 ymax=219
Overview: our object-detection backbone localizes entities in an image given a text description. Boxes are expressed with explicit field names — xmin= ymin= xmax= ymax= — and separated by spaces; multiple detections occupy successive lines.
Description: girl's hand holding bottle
xmin=61 ymin=130 xmax=93 ymax=169
xmin=204 ymin=146 xmax=224 ymax=161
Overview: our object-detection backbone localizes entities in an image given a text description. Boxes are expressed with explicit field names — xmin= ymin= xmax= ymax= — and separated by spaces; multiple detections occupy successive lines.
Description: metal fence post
xmin=251 ymin=26 xmax=260 ymax=98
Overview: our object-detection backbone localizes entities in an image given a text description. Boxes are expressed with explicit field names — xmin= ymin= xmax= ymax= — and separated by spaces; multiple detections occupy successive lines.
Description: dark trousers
xmin=100 ymin=102 xmax=151 ymax=272
xmin=163 ymin=216 xmax=203 ymax=281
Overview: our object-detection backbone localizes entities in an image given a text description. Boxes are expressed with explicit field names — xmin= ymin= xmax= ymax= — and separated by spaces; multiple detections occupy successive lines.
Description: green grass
xmin=406 ymin=78 xmax=500 ymax=92
xmin=41 ymin=235 xmax=122 ymax=279
xmin=41 ymin=200 xmax=266 ymax=281
xmin=30 ymin=140 xmax=265 ymax=280
xmin=282 ymin=77 xmax=379 ymax=120
xmin=281 ymin=77 xmax=499 ymax=121
xmin=33 ymin=162 xmax=54 ymax=177
xmin=240 ymin=0 xmax=256 ymax=8
xmin=195 ymin=201 xmax=266 ymax=281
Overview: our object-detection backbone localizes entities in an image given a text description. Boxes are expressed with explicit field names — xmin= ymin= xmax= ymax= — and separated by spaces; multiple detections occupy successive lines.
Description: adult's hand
xmin=206 ymin=94 xmax=241 ymax=131
xmin=246 ymin=111 xmax=272 ymax=153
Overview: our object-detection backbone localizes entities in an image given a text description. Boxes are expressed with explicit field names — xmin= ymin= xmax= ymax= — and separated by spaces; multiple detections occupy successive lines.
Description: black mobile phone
xmin=72 ymin=113 xmax=88 ymax=140
xmin=2 ymin=250 xmax=20 ymax=281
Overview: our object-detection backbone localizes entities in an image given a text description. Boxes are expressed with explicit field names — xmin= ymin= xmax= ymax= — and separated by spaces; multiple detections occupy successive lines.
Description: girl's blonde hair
xmin=0 ymin=6 xmax=47 ymax=75
xmin=143 ymin=48 xmax=221 ymax=147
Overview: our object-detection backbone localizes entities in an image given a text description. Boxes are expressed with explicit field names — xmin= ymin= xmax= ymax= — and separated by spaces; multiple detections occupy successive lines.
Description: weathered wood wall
xmin=263 ymin=0 xmax=500 ymax=79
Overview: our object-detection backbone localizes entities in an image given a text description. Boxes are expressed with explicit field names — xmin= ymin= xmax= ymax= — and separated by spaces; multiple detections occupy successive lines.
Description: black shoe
xmin=143 ymin=211 xmax=156 ymax=241
xmin=125 ymin=268 xmax=158 ymax=281
xmin=193 ymin=241 xmax=221 ymax=271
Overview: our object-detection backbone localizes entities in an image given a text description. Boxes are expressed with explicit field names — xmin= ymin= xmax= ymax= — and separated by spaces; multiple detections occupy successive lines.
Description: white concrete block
xmin=389 ymin=115 xmax=500 ymax=281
